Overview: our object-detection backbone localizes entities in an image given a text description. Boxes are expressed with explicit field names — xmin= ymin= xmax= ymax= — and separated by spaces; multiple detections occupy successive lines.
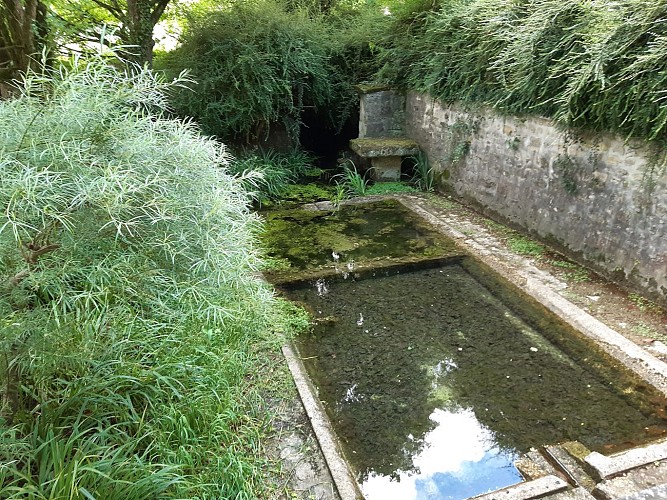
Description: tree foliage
xmin=0 ymin=55 xmax=277 ymax=497
xmin=52 ymin=0 xmax=172 ymax=65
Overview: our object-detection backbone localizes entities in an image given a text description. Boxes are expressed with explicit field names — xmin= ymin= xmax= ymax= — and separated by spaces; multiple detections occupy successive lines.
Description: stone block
xmin=349 ymin=138 xmax=420 ymax=158
xmin=472 ymin=475 xmax=568 ymax=500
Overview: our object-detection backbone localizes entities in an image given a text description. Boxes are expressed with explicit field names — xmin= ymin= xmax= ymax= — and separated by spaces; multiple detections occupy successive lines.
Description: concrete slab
xmin=472 ymin=475 xmax=568 ymax=500
xmin=585 ymin=439 xmax=667 ymax=479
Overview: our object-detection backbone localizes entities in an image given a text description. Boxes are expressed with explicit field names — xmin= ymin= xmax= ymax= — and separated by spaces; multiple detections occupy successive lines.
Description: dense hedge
xmin=378 ymin=0 xmax=667 ymax=144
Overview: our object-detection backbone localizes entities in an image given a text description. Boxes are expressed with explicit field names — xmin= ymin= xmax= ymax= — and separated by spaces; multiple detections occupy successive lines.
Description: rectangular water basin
xmin=266 ymin=199 xmax=667 ymax=500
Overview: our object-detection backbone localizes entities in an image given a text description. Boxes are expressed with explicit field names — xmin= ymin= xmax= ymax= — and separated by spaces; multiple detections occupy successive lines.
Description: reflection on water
xmin=362 ymin=407 xmax=522 ymax=500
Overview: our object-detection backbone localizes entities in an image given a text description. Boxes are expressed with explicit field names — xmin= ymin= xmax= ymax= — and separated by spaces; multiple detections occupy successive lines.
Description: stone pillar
xmin=356 ymin=85 xmax=406 ymax=139
xmin=371 ymin=156 xmax=402 ymax=181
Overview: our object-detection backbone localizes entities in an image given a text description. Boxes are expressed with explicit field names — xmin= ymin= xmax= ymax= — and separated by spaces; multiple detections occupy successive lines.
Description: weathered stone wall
xmin=404 ymin=92 xmax=667 ymax=304
xmin=358 ymin=89 xmax=405 ymax=138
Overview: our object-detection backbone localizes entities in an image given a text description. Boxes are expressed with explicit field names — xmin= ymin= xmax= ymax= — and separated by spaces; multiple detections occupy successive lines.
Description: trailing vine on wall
xmin=444 ymin=118 xmax=479 ymax=169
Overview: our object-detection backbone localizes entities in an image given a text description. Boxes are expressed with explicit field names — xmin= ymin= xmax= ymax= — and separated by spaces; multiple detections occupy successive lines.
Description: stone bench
xmin=349 ymin=137 xmax=420 ymax=181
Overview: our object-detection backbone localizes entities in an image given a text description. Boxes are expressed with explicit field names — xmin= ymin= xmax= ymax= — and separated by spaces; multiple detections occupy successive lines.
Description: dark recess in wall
xmin=299 ymin=108 xmax=360 ymax=168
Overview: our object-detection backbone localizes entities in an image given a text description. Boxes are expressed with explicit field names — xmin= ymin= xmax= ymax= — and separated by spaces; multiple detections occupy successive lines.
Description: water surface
xmin=286 ymin=262 xmax=667 ymax=500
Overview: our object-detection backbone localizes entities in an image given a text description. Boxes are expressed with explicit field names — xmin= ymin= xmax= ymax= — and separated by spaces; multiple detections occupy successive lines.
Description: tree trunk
xmin=0 ymin=0 xmax=40 ymax=79
xmin=125 ymin=0 xmax=170 ymax=67
xmin=126 ymin=0 xmax=154 ymax=66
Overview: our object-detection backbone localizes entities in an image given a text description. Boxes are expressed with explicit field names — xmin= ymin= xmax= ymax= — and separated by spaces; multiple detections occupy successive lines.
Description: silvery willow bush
xmin=0 ymin=56 xmax=278 ymax=498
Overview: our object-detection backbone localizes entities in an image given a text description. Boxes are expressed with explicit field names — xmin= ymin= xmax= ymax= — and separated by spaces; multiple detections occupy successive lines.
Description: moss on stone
xmin=350 ymin=137 xmax=420 ymax=158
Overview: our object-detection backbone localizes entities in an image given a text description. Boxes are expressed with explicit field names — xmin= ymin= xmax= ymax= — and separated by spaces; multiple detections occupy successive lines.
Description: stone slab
xmin=618 ymin=484 xmax=667 ymax=500
xmin=593 ymin=461 xmax=667 ymax=499
xmin=349 ymin=137 xmax=420 ymax=158
xmin=543 ymin=487 xmax=596 ymax=499
xmin=516 ymin=455 xmax=551 ymax=481
xmin=585 ymin=440 xmax=667 ymax=479
xmin=544 ymin=444 xmax=596 ymax=490
xmin=282 ymin=344 xmax=363 ymax=500
xmin=472 ymin=475 xmax=568 ymax=500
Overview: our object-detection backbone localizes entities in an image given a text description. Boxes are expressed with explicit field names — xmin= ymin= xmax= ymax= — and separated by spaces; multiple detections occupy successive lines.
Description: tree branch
xmin=151 ymin=0 xmax=171 ymax=25
xmin=90 ymin=0 xmax=125 ymax=21
xmin=6 ymin=242 xmax=60 ymax=288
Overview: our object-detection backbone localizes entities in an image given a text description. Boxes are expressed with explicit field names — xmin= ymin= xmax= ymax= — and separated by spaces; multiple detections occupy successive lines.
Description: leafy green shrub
xmin=158 ymin=0 xmax=389 ymax=146
xmin=0 ymin=56 xmax=278 ymax=498
xmin=159 ymin=1 xmax=337 ymax=143
xmin=378 ymin=0 xmax=667 ymax=145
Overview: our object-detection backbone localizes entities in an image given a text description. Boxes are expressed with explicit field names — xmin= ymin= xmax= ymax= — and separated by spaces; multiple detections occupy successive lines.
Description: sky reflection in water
xmin=361 ymin=407 xmax=522 ymax=500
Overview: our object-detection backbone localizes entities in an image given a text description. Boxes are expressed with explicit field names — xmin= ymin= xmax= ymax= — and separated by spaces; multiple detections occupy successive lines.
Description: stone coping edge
xmin=524 ymin=279 xmax=667 ymax=398
xmin=585 ymin=438 xmax=667 ymax=480
xmin=471 ymin=475 xmax=568 ymax=500
xmin=282 ymin=344 xmax=364 ymax=500
xmin=399 ymin=195 xmax=667 ymax=398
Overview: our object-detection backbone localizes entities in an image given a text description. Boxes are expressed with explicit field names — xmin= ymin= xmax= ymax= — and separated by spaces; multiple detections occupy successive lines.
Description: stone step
xmin=544 ymin=443 xmax=597 ymax=491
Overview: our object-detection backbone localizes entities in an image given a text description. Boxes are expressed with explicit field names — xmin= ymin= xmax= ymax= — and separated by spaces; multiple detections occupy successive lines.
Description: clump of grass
xmin=335 ymin=160 xmax=370 ymax=196
xmin=507 ymin=236 xmax=546 ymax=257
xmin=410 ymin=150 xmax=435 ymax=191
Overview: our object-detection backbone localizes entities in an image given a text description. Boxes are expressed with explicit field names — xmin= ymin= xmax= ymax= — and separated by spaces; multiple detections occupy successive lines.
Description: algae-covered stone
xmin=349 ymin=137 xmax=420 ymax=158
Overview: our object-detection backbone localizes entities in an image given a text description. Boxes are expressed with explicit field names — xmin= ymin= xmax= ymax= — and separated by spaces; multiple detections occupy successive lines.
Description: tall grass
xmin=229 ymin=149 xmax=315 ymax=203
xmin=0 ymin=54 xmax=284 ymax=498
xmin=378 ymin=0 xmax=667 ymax=145
xmin=335 ymin=160 xmax=370 ymax=196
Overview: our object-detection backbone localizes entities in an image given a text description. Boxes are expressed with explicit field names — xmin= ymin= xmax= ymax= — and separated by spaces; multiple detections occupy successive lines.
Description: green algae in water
xmin=285 ymin=261 xmax=667 ymax=500
xmin=261 ymin=200 xmax=460 ymax=281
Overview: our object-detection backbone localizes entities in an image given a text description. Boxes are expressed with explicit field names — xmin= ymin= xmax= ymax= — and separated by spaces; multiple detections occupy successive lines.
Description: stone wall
xmin=358 ymin=88 xmax=405 ymax=138
xmin=403 ymin=92 xmax=667 ymax=304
